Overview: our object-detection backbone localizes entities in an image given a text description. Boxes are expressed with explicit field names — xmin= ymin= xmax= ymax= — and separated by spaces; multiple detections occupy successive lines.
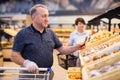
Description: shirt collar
xmin=75 ymin=30 xmax=85 ymax=35
xmin=30 ymin=24 xmax=46 ymax=34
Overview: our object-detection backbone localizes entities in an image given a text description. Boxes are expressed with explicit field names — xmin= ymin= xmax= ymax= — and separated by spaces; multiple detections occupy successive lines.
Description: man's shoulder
xmin=46 ymin=28 xmax=54 ymax=33
xmin=18 ymin=27 xmax=28 ymax=33
xmin=16 ymin=26 xmax=31 ymax=36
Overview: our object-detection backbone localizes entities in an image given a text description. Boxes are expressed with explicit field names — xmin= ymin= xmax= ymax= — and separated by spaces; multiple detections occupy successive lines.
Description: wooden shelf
xmin=52 ymin=28 xmax=75 ymax=38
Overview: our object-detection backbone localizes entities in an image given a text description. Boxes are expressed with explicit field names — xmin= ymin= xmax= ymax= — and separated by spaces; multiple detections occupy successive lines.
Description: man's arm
xmin=57 ymin=43 xmax=85 ymax=55
xmin=11 ymin=51 xmax=39 ymax=73
xmin=11 ymin=51 xmax=25 ymax=66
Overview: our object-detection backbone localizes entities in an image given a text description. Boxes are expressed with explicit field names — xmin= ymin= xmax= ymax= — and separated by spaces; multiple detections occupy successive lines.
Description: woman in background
xmin=68 ymin=17 xmax=90 ymax=67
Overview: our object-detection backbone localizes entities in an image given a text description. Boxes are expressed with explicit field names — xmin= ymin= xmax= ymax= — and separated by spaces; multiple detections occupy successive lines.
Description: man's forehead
xmin=36 ymin=7 xmax=49 ymax=15
xmin=37 ymin=7 xmax=48 ymax=12
xmin=36 ymin=6 xmax=47 ymax=10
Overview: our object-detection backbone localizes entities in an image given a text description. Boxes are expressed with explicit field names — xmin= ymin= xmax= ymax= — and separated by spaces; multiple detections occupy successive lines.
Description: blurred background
xmin=0 ymin=0 xmax=120 ymax=15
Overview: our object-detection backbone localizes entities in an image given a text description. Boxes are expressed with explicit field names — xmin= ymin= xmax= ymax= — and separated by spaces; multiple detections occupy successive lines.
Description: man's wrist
xmin=23 ymin=59 xmax=30 ymax=67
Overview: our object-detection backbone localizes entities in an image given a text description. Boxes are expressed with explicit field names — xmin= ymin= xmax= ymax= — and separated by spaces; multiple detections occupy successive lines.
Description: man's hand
xmin=23 ymin=60 xmax=39 ymax=73
xmin=76 ymin=42 xmax=86 ymax=50
xmin=76 ymin=37 xmax=88 ymax=50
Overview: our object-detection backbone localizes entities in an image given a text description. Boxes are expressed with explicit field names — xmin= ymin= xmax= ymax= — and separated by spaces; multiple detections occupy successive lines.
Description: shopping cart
xmin=0 ymin=67 xmax=51 ymax=80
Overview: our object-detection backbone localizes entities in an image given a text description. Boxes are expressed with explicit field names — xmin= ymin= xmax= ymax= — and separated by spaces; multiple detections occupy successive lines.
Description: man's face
xmin=33 ymin=7 xmax=49 ymax=28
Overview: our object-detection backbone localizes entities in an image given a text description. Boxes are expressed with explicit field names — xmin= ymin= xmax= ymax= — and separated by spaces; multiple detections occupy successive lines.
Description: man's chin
xmin=45 ymin=25 xmax=49 ymax=28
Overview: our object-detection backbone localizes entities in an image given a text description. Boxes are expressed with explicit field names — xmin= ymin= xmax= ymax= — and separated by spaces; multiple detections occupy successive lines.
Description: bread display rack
xmin=82 ymin=51 xmax=120 ymax=80
xmin=82 ymin=42 xmax=120 ymax=65
xmin=84 ymin=32 xmax=119 ymax=51
xmin=80 ymin=33 xmax=120 ymax=65
xmin=79 ymin=32 xmax=120 ymax=80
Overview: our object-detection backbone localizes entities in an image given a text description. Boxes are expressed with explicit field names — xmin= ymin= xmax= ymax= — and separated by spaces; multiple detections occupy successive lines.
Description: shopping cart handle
xmin=0 ymin=67 xmax=51 ymax=72
xmin=47 ymin=67 xmax=51 ymax=72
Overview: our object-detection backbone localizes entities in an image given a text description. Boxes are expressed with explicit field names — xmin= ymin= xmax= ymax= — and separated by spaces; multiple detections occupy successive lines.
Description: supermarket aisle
xmin=1 ymin=49 xmax=67 ymax=80
xmin=52 ymin=50 xmax=67 ymax=80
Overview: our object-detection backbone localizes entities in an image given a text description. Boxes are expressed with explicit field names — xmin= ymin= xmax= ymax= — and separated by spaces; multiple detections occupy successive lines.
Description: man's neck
xmin=33 ymin=23 xmax=44 ymax=33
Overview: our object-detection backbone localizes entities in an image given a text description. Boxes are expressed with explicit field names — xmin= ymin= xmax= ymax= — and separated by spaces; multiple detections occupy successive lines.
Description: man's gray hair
xmin=29 ymin=4 xmax=47 ymax=16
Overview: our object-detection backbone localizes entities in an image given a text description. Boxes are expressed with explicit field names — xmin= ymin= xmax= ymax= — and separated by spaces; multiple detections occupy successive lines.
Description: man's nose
xmin=45 ymin=19 xmax=48 ymax=22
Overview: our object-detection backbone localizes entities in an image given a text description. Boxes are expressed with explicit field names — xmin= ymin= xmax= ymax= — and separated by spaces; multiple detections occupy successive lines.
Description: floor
xmin=0 ymin=50 xmax=67 ymax=80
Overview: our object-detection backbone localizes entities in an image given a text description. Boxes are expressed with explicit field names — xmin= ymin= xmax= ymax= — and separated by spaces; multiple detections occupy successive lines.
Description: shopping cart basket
xmin=0 ymin=67 xmax=51 ymax=80
xmin=57 ymin=53 xmax=78 ymax=70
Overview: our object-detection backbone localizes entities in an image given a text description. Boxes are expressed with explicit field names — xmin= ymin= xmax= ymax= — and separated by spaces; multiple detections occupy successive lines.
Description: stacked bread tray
xmin=82 ymin=51 xmax=120 ymax=80
xmin=79 ymin=35 xmax=120 ymax=66
xmin=67 ymin=67 xmax=82 ymax=80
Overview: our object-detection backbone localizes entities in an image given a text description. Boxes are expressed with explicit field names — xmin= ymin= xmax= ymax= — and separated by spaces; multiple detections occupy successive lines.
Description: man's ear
xmin=31 ymin=14 xmax=35 ymax=20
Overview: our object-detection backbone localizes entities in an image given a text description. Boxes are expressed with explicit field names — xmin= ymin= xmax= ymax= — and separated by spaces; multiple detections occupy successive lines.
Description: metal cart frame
xmin=0 ymin=67 xmax=51 ymax=80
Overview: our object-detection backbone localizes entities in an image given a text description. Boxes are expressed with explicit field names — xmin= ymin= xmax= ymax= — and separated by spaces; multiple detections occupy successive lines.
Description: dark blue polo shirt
xmin=12 ymin=24 xmax=62 ymax=67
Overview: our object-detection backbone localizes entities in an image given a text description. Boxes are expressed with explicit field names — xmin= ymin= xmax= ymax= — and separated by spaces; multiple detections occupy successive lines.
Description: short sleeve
xmin=12 ymin=30 xmax=26 ymax=52
xmin=51 ymin=30 xmax=62 ymax=49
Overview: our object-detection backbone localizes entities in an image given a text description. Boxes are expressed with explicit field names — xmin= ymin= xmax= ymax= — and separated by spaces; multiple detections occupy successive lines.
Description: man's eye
xmin=42 ymin=15 xmax=48 ymax=18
